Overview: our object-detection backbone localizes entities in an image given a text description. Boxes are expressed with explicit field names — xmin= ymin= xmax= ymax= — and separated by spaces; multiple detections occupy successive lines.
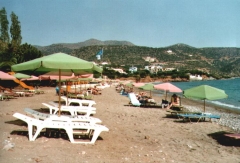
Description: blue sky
xmin=2 ymin=0 xmax=240 ymax=48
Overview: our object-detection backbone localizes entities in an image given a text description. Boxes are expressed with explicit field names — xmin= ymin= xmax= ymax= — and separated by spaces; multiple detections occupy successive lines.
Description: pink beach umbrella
xmin=154 ymin=82 xmax=182 ymax=100
xmin=79 ymin=74 xmax=93 ymax=78
xmin=0 ymin=71 xmax=16 ymax=80
xmin=39 ymin=72 xmax=75 ymax=80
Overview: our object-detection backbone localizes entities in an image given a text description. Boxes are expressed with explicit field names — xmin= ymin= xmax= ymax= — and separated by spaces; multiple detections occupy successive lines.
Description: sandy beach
xmin=1 ymin=85 xmax=240 ymax=163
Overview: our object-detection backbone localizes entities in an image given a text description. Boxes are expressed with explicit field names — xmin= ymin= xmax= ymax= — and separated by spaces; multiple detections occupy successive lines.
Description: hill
xmin=34 ymin=40 xmax=240 ymax=78
xmin=34 ymin=38 xmax=135 ymax=51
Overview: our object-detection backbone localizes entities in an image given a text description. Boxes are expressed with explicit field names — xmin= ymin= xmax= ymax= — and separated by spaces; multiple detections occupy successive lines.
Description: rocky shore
xmin=181 ymin=99 xmax=240 ymax=133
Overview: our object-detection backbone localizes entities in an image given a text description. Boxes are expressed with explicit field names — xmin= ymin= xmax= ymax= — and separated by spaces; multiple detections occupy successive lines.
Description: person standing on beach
xmin=55 ymin=86 xmax=59 ymax=95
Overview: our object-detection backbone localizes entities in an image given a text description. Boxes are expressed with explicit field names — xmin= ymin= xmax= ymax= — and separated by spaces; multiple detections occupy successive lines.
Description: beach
xmin=1 ymin=86 xmax=240 ymax=163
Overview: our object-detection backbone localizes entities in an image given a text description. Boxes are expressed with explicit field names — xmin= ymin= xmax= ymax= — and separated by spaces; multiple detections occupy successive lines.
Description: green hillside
xmin=35 ymin=41 xmax=240 ymax=78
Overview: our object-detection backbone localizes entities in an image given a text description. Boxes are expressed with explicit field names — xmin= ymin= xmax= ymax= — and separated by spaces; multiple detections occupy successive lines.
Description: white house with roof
xmin=144 ymin=66 xmax=150 ymax=71
xmin=144 ymin=57 xmax=155 ymax=62
xmin=144 ymin=65 xmax=163 ymax=73
xmin=163 ymin=68 xmax=176 ymax=71
xmin=129 ymin=66 xmax=138 ymax=73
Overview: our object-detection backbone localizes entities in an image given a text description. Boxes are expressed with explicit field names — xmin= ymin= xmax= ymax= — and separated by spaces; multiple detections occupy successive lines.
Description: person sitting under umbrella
xmin=167 ymin=94 xmax=180 ymax=110
xmin=89 ymin=86 xmax=102 ymax=95
xmin=147 ymin=96 xmax=155 ymax=103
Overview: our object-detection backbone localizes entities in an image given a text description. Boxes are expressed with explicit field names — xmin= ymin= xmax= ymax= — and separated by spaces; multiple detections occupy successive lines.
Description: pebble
xmin=185 ymin=105 xmax=240 ymax=132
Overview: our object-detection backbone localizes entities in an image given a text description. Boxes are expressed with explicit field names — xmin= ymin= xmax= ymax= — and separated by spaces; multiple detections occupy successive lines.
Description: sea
xmin=152 ymin=78 xmax=240 ymax=113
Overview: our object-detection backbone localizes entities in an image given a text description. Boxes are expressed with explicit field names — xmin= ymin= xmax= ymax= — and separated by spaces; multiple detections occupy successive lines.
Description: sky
xmin=1 ymin=0 xmax=240 ymax=48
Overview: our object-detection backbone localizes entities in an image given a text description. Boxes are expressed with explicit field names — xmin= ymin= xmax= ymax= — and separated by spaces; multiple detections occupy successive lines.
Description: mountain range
xmin=34 ymin=39 xmax=240 ymax=78
xmin=34 ymin=38 xmax=135 ymax=50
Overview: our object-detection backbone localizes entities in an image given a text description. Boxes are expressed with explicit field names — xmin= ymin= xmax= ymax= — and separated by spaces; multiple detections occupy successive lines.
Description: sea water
xmin=152 ymin=78 xmax=240 ymax=112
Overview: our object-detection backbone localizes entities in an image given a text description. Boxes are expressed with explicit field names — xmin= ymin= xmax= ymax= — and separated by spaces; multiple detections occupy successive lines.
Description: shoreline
xmin=123 ymin=78 xmax=240 ymax=111
xmin=133 ymin=85 xmax=240 ymax=132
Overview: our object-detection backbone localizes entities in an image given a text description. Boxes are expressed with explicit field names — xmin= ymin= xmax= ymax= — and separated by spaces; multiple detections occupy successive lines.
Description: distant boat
xmin=189 ymin=74 xmax=202 ymax=81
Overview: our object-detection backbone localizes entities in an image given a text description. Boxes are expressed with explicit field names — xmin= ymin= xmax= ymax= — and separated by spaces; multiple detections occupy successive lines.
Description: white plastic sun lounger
xmin=24 ymin=108 xmax=101 ymax=134
xmin=50 ymin=99 xmax=97 ymax=110
xmin=13 ymin=112 xmax=109 ymax=144
xmin=24 ymin=108 xmax=102 ymax=124
xmin=61 ymin=96 xmax=96 ymax=107
xmin=42 ymin=102 xmax=96 ymax=116
xmin=128 ymin=93 xmax=141 ymax=107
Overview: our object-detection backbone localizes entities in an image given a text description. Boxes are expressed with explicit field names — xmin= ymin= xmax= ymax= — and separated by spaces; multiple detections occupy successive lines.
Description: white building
xmin=164 ymin=68 xmax=176 ymax=71
xmin=189 ymin=74 xmax=203 ymax=81
xmin=144 ymin=57 xmax=155 ymax=62
xmin=144 ymin=65 xmax=163 ymax=73
xmin=167 ymin=50 xmax=173 ymax=54
xmin=144 ymin=66 xmax=150 ymax=71
xmin=129 ymin=66 xmax=138 ymax=73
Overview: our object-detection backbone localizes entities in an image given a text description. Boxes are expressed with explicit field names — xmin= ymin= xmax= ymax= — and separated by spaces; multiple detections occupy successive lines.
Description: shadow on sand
xmin=208 ymin=131 xmax=240 ymax=147
xmin=5 ymin=119 xmax=104 ymax=142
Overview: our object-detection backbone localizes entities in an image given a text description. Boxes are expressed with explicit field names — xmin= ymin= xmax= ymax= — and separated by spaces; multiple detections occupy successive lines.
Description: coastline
xmin=1 ymin=86 xmax=240 ymax=162
xmin=135 ymin=85 xmax=240 ymax=132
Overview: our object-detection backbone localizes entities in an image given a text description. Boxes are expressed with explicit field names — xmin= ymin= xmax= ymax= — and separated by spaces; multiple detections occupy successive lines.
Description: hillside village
xmin=94 ymin=49 xmax=176 ymax=73
xmin=94 ymin=49 xmax=205 ymax=81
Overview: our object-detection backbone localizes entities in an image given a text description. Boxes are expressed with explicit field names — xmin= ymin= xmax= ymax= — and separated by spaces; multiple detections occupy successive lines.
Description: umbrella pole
xmin=165 ymin=92 xmax=168 ymax=100
xmin=75 ymin=82 xmax=76 ymax=93
xmin=204 ymin=99 xmax=206 ymax=112
xmin=66 ymin=80 xmax=69 ymax=105
xmin=58 ymin=69 xmax=61 ymax=116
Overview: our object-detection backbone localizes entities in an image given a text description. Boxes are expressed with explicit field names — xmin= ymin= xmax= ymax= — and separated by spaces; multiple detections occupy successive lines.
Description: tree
xmin=0 ymin=9 xmax=44 ymax=72
xmin=0 ymin=43 xmax=17 ymax=71
xmin=139 ymin=71 xmax=146 ymax=78
xmin=0 ymin=7 xmax=10 ymax=43
xmin=16 ymin=43 xmax=43 ymax=63
xmin=10 ymin=12 xmax=22 ymax=47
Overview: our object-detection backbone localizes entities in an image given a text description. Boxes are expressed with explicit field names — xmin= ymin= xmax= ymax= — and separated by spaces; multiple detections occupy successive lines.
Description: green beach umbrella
xmin=183 ymin=85 xmax=228 ymax=112
xmin=11 ymin=52 xmax=102 ymax=115
xmin=13 ymin=73 xmax=31 ymax=79
xmin=133 ymin=82 xmax=145 ymax=88
xmin=125 ymin=82 xmax=134 ymax=87
xmin=139 ymin=83 xmax=155 ymax=96
xmin=11 ymin=52 xmax=102 ymax=75
xmin=78 ymin=78 xmax=93 ymax=81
